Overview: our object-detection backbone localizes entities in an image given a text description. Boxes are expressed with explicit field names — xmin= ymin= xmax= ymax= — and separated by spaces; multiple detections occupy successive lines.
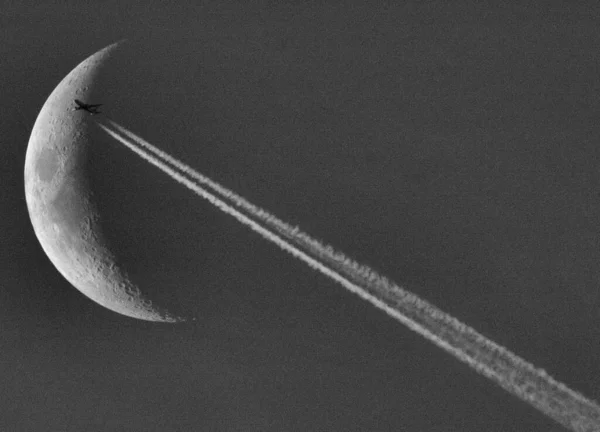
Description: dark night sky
xmin=3 ymin=1 xmax=600 ymax=430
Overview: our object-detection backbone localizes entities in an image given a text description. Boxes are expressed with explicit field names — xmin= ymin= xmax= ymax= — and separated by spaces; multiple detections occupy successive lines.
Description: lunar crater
xmin=25 ymin=42 xmax=184 ymax=323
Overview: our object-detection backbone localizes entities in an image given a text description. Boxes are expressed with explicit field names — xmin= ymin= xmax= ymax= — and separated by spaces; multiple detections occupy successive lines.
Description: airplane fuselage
xmin=74 ymin=99 xmax=102 ymax=115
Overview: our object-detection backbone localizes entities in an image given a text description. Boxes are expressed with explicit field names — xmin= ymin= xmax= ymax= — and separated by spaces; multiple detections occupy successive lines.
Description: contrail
xmin=98 ymin=120 xmax=600 ymax=432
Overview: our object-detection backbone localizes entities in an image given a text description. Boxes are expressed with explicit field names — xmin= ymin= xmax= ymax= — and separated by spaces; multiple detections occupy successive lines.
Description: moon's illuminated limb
xmin=98 ymin=119 xmax=600 ymax=432
xmin=23 ymin=43 xmax=183 ymax=322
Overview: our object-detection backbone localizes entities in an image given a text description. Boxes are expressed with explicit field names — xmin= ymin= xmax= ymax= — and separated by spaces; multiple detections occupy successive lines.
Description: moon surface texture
xmin=24 ymin=43 xmax=183 ymax=322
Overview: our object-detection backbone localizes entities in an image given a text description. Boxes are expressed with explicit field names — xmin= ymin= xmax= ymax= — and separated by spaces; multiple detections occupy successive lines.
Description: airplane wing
xmin=89 ymin=104 xmax=102 ymax=108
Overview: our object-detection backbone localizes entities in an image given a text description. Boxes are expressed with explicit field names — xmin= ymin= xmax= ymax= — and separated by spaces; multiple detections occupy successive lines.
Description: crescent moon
xmin=24 ymin=42 xmax=183 ymax=322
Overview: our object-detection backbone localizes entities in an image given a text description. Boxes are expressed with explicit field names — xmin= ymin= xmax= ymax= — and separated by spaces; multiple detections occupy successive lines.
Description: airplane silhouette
xmin=73 ymin=99 xmax=102 ymax=115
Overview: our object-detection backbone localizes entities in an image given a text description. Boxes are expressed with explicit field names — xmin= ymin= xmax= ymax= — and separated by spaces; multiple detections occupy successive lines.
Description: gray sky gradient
xmin=3 ymin=1 xmax=600 ymax=431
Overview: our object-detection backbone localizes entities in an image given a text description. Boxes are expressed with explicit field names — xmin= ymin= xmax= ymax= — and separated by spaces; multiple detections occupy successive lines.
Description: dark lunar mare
xmin=24 ymin=42 xmax=183 ymax=322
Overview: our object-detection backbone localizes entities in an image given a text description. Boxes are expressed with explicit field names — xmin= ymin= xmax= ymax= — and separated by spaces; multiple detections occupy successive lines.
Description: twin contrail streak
xmin=98 ymin=119 xmax=600 ymax=432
